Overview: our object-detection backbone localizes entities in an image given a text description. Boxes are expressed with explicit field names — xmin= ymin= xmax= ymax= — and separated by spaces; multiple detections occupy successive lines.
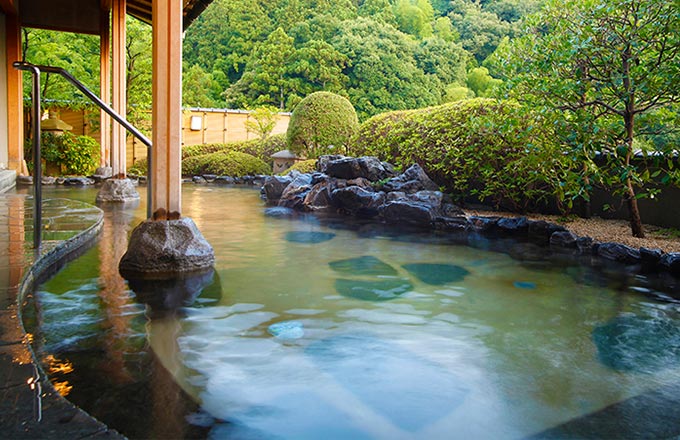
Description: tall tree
xmin=499 ymin=0 xmax=680 ymax=237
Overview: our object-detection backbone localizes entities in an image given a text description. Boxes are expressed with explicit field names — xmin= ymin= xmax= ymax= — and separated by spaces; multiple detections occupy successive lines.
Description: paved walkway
xmin=0 ymin=178 xmax=124 ymax=439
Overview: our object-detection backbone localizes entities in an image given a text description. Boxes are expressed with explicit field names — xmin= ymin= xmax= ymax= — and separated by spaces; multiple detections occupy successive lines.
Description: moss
xmin=287 ymin=91 xmax=359 ymax=159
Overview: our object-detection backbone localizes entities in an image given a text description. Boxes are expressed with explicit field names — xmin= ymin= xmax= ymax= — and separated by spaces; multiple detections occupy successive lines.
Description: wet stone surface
xmin=401 ymin=263 xmax=470 ymax=285
xmin=285 ymin=231 xmax=336 ymax=244
xmin=329 ymin=256 xmax=398 ymax=276
xmin=334 ymin=278 xmax=413 ymax=301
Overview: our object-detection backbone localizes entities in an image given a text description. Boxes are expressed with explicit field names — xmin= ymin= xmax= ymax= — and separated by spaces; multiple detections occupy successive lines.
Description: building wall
xmin=41 ymin=106 xmax=291 ymax=168
xmin=0 ymin=13 xmax=8 ymax=168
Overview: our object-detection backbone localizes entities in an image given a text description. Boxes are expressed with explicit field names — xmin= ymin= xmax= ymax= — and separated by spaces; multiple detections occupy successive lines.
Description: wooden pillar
xmin=99 ymin=6 xmax=111 ymax=168
xmin=151 ymin=0 xmax=182 ymax=214
xmin=111 ymin=0 xmax=126 ymax=177
xmin=5 ymin=12 xmax=23 ymax=174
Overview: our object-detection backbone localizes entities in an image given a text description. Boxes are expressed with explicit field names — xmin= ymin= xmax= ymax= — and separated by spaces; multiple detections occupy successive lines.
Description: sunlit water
xmin=23 ymin=185 xmax=680 ymax=439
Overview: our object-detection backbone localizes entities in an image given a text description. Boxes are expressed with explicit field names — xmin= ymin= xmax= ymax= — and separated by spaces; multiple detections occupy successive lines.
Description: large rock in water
xmin=324 ymin=156 xmax=394 ymax=181
xmin=382 ymin=164 xmax=439 ymax=193
xmin=332 ymin=186 xmax=386 ymax=218
xmin=119 ymin=217 xmax=215 ymax=276
xmin=262 ymin=175 xmax=293 ymax=202
xmin=96 ymin=178 xmax=140 ymax=203
xmin=278 ymin=172 xmax=313 ymax=209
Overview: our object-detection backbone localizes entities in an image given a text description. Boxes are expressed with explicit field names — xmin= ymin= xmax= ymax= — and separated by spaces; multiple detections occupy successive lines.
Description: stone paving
xmin=0 ymin=185 xmax=124 ymax=439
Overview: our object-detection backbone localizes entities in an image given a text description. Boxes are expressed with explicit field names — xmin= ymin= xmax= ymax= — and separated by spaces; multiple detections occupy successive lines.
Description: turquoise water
xmin=24 ymin=185 xmax=680 ymax=439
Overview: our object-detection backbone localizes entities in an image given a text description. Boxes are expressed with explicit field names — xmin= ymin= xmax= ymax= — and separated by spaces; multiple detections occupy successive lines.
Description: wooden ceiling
xmin=19 ymin=0 xmax=214 ymax=34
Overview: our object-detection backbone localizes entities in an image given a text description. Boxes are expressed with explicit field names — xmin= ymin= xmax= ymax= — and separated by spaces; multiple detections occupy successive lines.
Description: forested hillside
xmin=182 ymin=0 xmax=540 ymax=118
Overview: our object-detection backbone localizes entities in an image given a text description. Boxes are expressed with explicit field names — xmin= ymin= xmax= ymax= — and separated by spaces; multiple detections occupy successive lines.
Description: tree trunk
xmin=624 ymin=110 xmax=644 ymax=238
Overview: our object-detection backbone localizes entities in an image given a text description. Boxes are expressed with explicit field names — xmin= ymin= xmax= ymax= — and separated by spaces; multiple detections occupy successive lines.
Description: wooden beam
xmin=111 ymin=0 xmax=126 ymax=177
xmin=100 ymin=9 xmax=111 ymax=168
xmin=151 ymin=0 xmax=182 ymax=214
xmin=5 ymin=13 xmax=24 ymax=174
xmin=0 ymin=0 xmax=17 ymax=15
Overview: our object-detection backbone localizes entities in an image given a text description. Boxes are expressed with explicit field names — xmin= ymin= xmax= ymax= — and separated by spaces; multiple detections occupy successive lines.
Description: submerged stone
xmin=513 ymin=281 xmax=537 ymax=290
xmin=335 ymin=278 xmax=412 ymax=301
xmin=592 ymin=315 xmax=680 ymax=373
xmin=96 ymin=178 xmax=140 ymax=203
xmin=268 ymin=321 xmax=304 ymax=340
xmin=329 ymin=256 xmax=397 ymax=276
xmin=285 ymin=231 xmax=336 ymax=244
xmin=402 ymin=263 xmax=470 ymax=285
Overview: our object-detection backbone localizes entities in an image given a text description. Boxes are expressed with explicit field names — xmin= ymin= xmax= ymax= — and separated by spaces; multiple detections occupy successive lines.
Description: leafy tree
xmin=125 ymin=18 xmax=153 ymax=131
xmin=358 ymin=0 xmax=397 ymax=24
xmin=466 ymin=66 xmax=502 ymax=97
xmin=226 ymin=27 xmax=298 ymax=110
xmin=245 ymin=106 xmax=279 ymax=140
xmin=394 ymin=0 xmax=434 ymax=39
xmin=442 ymin=84 xmax=474 ymax=102
xmin=448 ymin=1 xmax=513 ymax=63
xmin=183 ymin=0 xmax=272 ymax=83
xmin=499 ymin=0 xmax=680 ymax=237
xmin=331 ymin=18 xmax=441 ymax=119
xmin=433 ymin=16 xmax=458 ymax=42
xmin=287 ymin=91 xmax=359 ymax=158
xmin=182 ymin=64 xmax=223 ymax=108
xmin=292 ymin=40 xmax=349 ymax=93
xmin=415 ymin=37 xmax=468 ymax=87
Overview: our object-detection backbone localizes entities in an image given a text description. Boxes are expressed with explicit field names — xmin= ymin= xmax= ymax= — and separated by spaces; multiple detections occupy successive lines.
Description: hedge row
xmin=350 ymin=98 xmax=574 ymax=212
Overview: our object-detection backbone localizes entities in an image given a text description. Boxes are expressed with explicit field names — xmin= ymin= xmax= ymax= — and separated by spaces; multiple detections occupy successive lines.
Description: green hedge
xmin=182 ymin=150 xmax=271 ymax=176
xmin=350 ymin=98 xmax=575 ymax=212
xmin=26 ymin=132 xmax=100 ymax=176
xmin=278 ymin=159 xmax=317 ymax=175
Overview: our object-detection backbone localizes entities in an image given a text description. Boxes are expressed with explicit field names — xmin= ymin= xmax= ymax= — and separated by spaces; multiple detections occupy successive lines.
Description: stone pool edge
xmin=9 ymin=201 xmax=125 ymax=439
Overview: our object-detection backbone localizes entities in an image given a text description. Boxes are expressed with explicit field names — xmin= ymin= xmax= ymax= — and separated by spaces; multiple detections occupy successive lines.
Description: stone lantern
xmin=271 ymin=150 xmax=301 ymax=174
xmin=42 ymin=110 xmax=73 ymax=135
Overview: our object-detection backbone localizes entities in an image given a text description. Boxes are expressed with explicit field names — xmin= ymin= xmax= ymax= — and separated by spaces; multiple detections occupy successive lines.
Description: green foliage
xmin=394 ymin=0 xmax=434 ymax=39
xmin=497 ymin=0 xmax=680 ymax=236
xmin=351 ymin=98 xmax=576 ymax=212
xmin=279 ymin=159 xmax=317 ymax=175
xmin=245 ymin=106 xmax=279 ymax=140
xmin=128 ymin=157 xmax=148 ymax=176
xmin=182 ymin=150 xmax=271 ymax=176
xmin=182 ymin=64 xmax=224 ymax=108
xmin=287 ymin=91 xmax=359 ymax=158
xmin=466 ymin=67 xmax=502 ymax=97
xmin=33 ymin=132 xmax=100 ymax=176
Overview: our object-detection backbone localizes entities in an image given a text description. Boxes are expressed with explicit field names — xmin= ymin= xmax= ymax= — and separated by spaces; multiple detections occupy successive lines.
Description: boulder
xmin=528 ymin=220 xmax=566 ymax=241
xmin=96 ymin=178 xmax=140 ymax=203
xmin=640 ymin=247 xmax=663 ymax=265
xmin=550 ymin=230 xmax=579 ymax=248
xmin=262 ymin=175 xmax=293 ymax=202
xmin=264 ymin=207 xmax=296 ymax=218
xmin=94 ymin=166 xmax=113 ymax=178
xmin=63 ymin=177 xmax=95 ymax=186
xmin=316 ymin=155 xmax=346 ymax=174
xmin=659 ymin=253 xmax=680 ymax=276
xmin=202 ymin=174 xmax=217 ymax=183
xmin=332 ymin=186 xmax=385 ymax=217
xmin=497 ymin=216 xmax=529 ymax=233
xmin=597 ymin=242 xmax=641 ymax=264
xmin=469 ymin=216 xmax=500 ymax=232
xmin=576 ymin=236 xmax=597 ymax=254
xmin=119 ymin=217 xmax=215 ymax=276
xmin=192 ymin=175 xmax=207 ymax=184
xmin=380 ymin=200 xmax=437 ymax=227
xmin=324 ymin=156 xmax=394 ymax=181
xmin=214 ymin=176 xmax=235 ymax=185
xmin=303 ymin=181 xmax=337 ymax=211
xmin=278 ymin=172 xmax=314 ymax=209
xmin=382 ymin=164 xmax=439 ymax=193
xmin=41 ymin=176 xmax=57 ymax=185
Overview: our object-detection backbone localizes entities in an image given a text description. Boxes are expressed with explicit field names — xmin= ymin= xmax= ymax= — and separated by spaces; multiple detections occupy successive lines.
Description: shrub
xmin=287 ymin=91 xmax=359 ymax=158
xmin=128 ymin=157 xmax=148 ymax=176
xmin=351 ymin=98 xmax=576 ymax=212
xmin=29 ymin=132 xmax=100 ymax=176
xmin=182 ymin=150 xmax=271 ymax=176
xmin=279 ymin=159 xmax=317 ymax=175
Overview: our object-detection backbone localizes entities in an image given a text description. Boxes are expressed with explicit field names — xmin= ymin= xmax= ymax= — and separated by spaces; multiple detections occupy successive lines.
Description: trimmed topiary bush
xmin=278 ymin=159 xmax=317 ymax=175
xmin=287 ymin=91 xmax=359 ymax=159
xmin=182 ymin=150 xmax=271 ymax=177
xmin=351 ymin=98 xmax=576 ymax=212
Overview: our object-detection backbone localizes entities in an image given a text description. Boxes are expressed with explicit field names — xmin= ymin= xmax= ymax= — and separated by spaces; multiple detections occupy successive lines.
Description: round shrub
xmin=33 ymin=132 xmax=100 ymax=176
xmin=128 ymin=157 xmax=148 ymax=176
xmin=351 ymin=98 xmax=574 ymax=212
xmin=278 ymin=159 xmax=317 ymax=175
xmin=287 ymin=91 xmax=359 ymax=159
xmin=182 ymin=150 xmax=271 ymax=177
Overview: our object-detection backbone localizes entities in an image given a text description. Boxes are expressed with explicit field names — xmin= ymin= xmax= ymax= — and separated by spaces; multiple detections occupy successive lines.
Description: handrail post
xmin=14 ymin=63 xmax=42 ymax=249
xmin=13 ymin=61 xmax=153 ymax=219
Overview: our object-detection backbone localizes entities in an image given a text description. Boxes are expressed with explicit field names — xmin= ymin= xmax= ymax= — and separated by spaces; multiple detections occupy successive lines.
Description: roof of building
xmin=271 ymin=150 xmax=298 ymax=159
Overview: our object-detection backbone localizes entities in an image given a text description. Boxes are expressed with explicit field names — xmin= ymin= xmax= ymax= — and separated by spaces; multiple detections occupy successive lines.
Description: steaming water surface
xmin=25 ymin=186 xmax=680 ymax=439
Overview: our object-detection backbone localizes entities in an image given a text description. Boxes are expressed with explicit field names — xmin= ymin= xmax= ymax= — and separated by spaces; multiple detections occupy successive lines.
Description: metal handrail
xmin=13 ymin=62 xmax=153 ymax=219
